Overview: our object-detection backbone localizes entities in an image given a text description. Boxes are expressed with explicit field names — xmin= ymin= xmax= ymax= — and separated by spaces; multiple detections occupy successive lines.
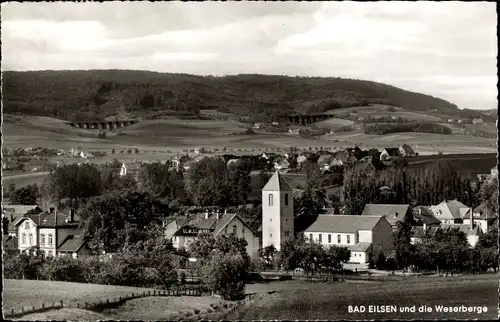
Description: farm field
xmin=3 ymin=114 xmax=496 ymax=156
xmin=231 ymin=275 xmax=498 ymax=320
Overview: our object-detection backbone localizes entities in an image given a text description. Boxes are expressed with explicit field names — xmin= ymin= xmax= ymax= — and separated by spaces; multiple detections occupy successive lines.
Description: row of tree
xmin=391 ymin=213 xmax=499 ymax=276
xmin=343 ymin=161 xmax=477 ymax=216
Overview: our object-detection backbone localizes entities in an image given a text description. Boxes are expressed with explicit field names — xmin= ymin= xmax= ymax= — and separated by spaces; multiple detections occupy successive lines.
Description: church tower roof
xmin=262 ymin=171 xmax=293 ymax=192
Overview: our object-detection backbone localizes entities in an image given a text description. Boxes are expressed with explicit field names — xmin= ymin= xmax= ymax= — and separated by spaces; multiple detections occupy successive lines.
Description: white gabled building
xmin=302 ymin=215 xmax=394 ymax=264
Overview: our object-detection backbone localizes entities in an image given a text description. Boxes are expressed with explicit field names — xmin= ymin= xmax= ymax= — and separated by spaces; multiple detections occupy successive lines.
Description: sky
xmin=1 ymin=1 xmax=497 ymax=110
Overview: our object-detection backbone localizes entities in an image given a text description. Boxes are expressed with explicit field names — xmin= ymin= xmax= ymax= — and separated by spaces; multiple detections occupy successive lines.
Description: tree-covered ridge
xmin=3 ymin=70 xmax=482 ymax=123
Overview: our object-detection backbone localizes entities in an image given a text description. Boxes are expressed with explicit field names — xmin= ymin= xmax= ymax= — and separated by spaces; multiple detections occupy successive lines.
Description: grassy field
xmin=232 ymin=275 xmax=498 ymax=320
xmin=6 ymin=279 xmax=226 ymax=321
xmin=3 ymin=172 xmax=50 ymax=190
xmin=3 ymin=279 xmax=159 ymax=312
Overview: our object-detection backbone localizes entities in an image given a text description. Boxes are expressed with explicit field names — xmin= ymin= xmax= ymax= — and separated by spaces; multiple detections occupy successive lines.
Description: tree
xmin=138 ymin=163 xmax=186 ymax=202
xmin=375 ymin=251 xmax=387 ymax=270
xmin=10 ymin=184 xmax=39 ymax=205
xmin=190 ymin=232 xmax=250 ymax=300
xmin=186 ymin=157 xmax=232 ymax=207
xmin=258 ymin=170 xmax=270 ymax=189
xmin=112 ymin=148 xmax=115 ymax=154
xmin=80 ymin=191 xmax=168 ymax=253
xmin=45 ymin=164 xmax=102 ymax=209
xmin=201 ymin=251 xmax=248 ymax=300
xmin=135 ymin=148 xmax=139 ymax=154
xmin=393 ymin=211 xmax=415 ymax=274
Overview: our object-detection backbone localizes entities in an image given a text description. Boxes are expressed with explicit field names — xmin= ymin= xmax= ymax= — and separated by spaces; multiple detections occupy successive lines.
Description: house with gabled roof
xmin=361 ymin=204 xmax=412 ymax=230
xmin=317 ymin=153 xmax=334 ymax=171
xmin=355 ymin=156 xmax=386 ymax=174
xmin=302 ymin=214 xmax=393 ymax=265
xmin=439 ymin=223 xmax=483 ymax=247
xmin=462 ymin=202 xmax=498 ymax=233
xmin=14 ymin=208 xmax=89 ymax=258
xmin=2 ymin=205 xmax=43 ymax=237
xmin=274 ymin=157 xmax=290 ymax=171
xmin=398 ymin=144 xmax=416 ymax=157
xmin=119 ymin=162 xmax=141 ymax=177
xmin=380 ymin=148 xmax=401 ymax=161
xmin=410 ymin=226 xmax=439 ymax=245
xmin=429 ymin=199 xmax=468 ymax=224
xmin=412 ymin=206 xmax=441 ymax=227
xmin=165 ymin=210 xmax=260 ymax=259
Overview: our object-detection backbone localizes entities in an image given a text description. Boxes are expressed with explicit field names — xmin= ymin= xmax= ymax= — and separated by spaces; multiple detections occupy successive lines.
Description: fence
xmin=4 ymin=288 xmax=206 ymax=319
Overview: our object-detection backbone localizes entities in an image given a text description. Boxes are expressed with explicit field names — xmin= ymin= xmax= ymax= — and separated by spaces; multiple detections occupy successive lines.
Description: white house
xmin=380 ymin=148 xmax=401 ymax=161
xmin=398 ymin=144 xmax=416 ymax=157
xmin=14 ymin=208 xmax=90 ymax=258
xmin=303 ymin=215 xmax=394 ymax=265
xmin=472 ymin=118 xmax=484 ymax=125
xmin=261 ymin=172 xmax=294 ymax=251
xmin=429 ymin=199 xmax=468 ymax=224
xmin=119 ymin=162 xmax=140 ymax=177
xmin=462 ymin=202 xmax=497 ymax=233
xmin=273 ymin=157 xmax=290 ymax=171
xmin=165 ymin=210 xmax=260 ymax=259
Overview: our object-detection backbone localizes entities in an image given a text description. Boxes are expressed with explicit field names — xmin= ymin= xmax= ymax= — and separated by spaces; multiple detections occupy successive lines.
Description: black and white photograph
xmin=1 ymin=1 xmax=498 ymax=320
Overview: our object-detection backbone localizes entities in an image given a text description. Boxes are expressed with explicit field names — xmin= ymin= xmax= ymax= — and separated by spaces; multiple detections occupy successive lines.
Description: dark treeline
xmin=364 ymin=122 xmax=452 ymax=135
xmin=343 ymin=161 xmax=475 ymax=215
xmin=4 ymin=70 xmax=480 ymax=123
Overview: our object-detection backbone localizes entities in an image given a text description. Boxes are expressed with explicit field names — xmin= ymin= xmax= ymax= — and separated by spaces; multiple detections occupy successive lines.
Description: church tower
xmin=262 ymin=171 xmax=294 ymax=251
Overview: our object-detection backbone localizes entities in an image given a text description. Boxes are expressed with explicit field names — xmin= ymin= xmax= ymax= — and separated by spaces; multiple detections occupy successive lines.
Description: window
xmin=328 ymin=234 xmax=331 ymax=243
xmin=337 ymin=234 xmax=341 ymax=243
xmin=48 ymin=250 xmax=53 ymax=257
xmin=41 ymin=234 xmax=45 ymax=245
xmin=22 ymin=233 xmax=26 ymax=244
xmin=232 ymin=225 xmax=237 ymax=235
xmin=29 ymin=233 xmax=33 ymax=245
xmin=242 ymin=228 xmax=245 ymax=235
xmin=270 ymin=233 xmax=272 ymax=238
xmin=25 ymin=222 xmax=30 ymax=230
xmin=285 ymin=193 xmax=289 ymax=206
xmin=347 ymin=235 xmax=350 ymax=244
xmin=48 ymin=234 xmax=53 ymax=245
xmin=319 ymin=234 xmax=322 ymax=243
xmin=309 ymin=233 xmax=313 ymax=241
xmin=269 ymin=194 xmax=273 ymax=206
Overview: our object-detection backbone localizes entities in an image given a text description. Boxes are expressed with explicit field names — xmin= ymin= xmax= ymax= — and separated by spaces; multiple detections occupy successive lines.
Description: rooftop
xmin=262 ymin=172 xmax=293 ymax=192
xmin=303 ymin=214 xmax=384 ymax=234
xmin=361 ymin=204 xmax=410 ymax=226
xmin=58 ymin=235 xmax=87 ymax=252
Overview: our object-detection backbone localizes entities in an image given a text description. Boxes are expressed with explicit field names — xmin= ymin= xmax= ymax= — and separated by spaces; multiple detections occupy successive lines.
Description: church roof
xmin=262 ymin=171 xmax=293 ymax=192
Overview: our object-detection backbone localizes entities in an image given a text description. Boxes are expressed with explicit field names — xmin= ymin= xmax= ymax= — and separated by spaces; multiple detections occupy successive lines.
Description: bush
xmin=200 ymin=251 xmax=248 ymax=301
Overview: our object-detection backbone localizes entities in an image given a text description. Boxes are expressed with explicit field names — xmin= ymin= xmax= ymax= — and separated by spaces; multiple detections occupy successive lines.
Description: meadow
xmin=5 ymin=279 xmax=226 ymax=321
xmin=231 ymin=275 xmax=498 ymax=320
xmin=325 ymin=104 xmax=444 ymax=122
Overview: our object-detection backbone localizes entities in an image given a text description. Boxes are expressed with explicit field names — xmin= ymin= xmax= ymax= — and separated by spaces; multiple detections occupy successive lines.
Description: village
xmin=3 ymin=143 xmax=498 ymax=276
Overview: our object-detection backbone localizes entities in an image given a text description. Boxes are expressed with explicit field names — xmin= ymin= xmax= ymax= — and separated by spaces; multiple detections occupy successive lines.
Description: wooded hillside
xmin=3 ymin=70 xmax=489 ymax=122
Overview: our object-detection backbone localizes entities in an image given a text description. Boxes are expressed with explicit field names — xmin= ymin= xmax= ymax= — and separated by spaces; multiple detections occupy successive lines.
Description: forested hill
xmin=2 ymin=69 xmax=481 ymax=122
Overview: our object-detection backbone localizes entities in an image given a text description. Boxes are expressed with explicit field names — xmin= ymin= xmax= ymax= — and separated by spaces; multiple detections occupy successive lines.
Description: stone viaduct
xmin=68 ymin=120 xmax=139 ymax=130
xmin=287 ymin=114 xmax=335 ymax=125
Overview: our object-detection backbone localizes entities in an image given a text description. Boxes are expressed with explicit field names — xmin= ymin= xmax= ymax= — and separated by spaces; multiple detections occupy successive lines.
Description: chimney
xmin=423 ymin=222 xmax=427 ymax=232
xmin=418 ymin=207 xmax=422 ymax=216
xmin=204 ymin=210 xmax=209 ymax=220
xmin=70 ymin=209 xmax=75 ymax=223
xmin=216 ymin=210 xmax=220 ymax=220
